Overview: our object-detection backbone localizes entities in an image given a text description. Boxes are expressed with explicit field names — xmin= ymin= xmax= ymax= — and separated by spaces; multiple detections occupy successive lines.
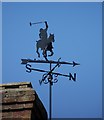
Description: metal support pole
xmin=21 ymin=58 xmax=79 ymax=120
xmin=49 ymin=63 xmax=52 ymax=120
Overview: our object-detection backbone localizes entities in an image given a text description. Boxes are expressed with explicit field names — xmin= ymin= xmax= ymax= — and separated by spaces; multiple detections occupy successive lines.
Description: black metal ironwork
xmin=21 ymin=59 xmax=80 ymax=67
xmin=21 ymin=58 xmax=80 ymax=120
xmin=21 ymin=21 xmax=80 ymax=120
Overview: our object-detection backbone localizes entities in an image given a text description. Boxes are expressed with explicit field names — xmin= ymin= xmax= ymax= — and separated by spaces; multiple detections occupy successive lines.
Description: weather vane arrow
xmin=21 ymin=59 xmax=80 ymax=67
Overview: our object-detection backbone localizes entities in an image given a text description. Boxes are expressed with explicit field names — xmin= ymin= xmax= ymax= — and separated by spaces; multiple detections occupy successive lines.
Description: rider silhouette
xmin=38 ymin=21 xmax=54 ymax=59
xmin=39 ymin=21 xmax=48 ymax=41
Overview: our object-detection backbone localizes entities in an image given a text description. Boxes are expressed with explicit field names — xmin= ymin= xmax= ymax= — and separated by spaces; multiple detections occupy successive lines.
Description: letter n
xmin=69 ymin=73 xmax=76 ymax=81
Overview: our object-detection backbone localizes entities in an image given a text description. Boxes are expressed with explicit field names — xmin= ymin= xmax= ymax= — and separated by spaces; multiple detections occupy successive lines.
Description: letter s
xmin=26 ymin=64 xmax=32 ymax=73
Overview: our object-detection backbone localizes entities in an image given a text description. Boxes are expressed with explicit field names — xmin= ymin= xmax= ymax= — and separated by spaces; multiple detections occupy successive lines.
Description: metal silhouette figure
xmin=22 ymin=20 xmax=80 ymax=120
xmin=36 ymin=33 xmax=54 ymax=61
xmin=39 ymin=21 xmax=48 ymax=41
xmin=36 ymin=21 xmax=54 ymax=61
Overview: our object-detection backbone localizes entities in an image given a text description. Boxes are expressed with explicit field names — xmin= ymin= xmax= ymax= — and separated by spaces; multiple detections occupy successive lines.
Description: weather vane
xmin=21 ymin=20 xmax=80 ymax=120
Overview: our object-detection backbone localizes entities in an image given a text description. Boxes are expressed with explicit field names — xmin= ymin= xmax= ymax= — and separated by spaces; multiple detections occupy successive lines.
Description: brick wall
xmin=0 ymin=82 xmax=48 ymax=120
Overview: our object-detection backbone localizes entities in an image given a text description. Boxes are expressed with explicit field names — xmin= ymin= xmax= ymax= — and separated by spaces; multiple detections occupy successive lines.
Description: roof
xmin=0 ymin=81 xmax=48 ymax=120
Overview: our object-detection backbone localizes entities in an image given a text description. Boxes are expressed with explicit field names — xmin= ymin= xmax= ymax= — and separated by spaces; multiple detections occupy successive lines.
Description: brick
xmin=2 ymin=103 xmax=33 ymax=111
xmin=0 ymin=82 xmax=48 ymax=120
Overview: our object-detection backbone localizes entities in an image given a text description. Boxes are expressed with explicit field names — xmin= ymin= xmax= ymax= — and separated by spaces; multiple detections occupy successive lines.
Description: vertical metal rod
xmin=49 ymin=63 xmax=52 ymax=120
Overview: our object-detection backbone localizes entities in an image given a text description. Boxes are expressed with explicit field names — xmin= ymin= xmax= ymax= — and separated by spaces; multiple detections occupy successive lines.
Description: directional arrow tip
xmin=73 ymin=61 xmax=80 ymax=67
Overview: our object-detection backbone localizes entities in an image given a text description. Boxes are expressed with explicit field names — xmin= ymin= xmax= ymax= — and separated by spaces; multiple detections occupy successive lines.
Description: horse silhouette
xmin=36 ymin=33 xmax=55 ymax=60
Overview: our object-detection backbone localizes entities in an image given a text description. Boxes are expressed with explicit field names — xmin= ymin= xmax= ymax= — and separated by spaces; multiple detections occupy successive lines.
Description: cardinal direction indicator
xmin=22 ymin=57 xmax=78 ymax=84
xmin=25 ymin=63 xmax=77 ymax=84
